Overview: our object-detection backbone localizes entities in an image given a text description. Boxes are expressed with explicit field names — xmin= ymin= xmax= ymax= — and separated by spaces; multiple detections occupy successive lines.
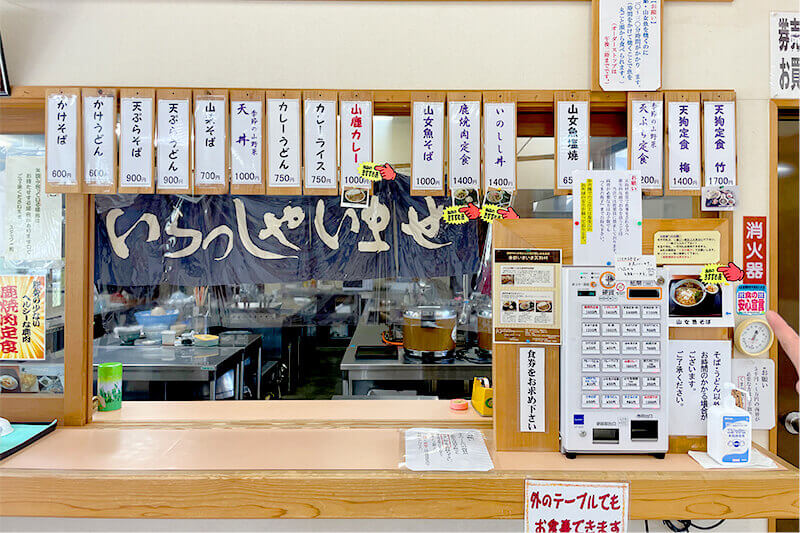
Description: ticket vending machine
xmin=560 ymin=266 xmax=669 ymax=457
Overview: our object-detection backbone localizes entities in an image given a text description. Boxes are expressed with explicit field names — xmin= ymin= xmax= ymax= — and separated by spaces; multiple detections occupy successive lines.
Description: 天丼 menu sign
xmin=0 ymin=275 xmax=46 ymax=361
xmin=493 ymin=249 xmax=561 ymax=345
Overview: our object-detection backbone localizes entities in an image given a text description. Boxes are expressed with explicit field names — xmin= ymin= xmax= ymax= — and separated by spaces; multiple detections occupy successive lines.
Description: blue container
xmin=134 ymin=310 xmax=180 ymax=329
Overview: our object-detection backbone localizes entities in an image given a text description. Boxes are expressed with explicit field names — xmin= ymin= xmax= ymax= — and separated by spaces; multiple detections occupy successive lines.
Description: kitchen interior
xmin=3 ymin=117 xmax=691 ymax=402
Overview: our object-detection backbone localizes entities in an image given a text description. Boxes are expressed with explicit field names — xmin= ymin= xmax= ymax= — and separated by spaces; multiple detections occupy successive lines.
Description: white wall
xmin=0 ymin=1 xmax=791 ymax=531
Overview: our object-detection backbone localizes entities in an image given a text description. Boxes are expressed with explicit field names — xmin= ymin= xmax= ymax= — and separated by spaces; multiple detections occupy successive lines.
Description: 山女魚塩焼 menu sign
xmin=0 ymin=275 xmax=46 ymax=361
xmin=492 ymin=249 xmax=562 ymax=345
xmin=599 ymin=0 xmax=662 ymax=91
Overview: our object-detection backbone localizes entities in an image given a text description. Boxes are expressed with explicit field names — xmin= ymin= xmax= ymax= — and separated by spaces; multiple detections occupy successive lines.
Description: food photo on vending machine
xmin=0 ymin=2 xmax=798 ymax=533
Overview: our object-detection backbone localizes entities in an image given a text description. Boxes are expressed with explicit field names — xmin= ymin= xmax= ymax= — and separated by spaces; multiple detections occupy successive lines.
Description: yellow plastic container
xmin=470 ymin=377 xmax=493 ymax=417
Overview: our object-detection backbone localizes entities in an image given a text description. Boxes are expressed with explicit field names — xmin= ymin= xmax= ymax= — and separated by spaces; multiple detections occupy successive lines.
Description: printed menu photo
xmin=492 ymin=249 xmax=561 ymax=345
xmin=667 ymin=266 xmax=734 ymax=327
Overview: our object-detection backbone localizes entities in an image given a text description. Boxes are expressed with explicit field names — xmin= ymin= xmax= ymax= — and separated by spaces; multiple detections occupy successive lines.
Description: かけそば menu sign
xmin=0 ymin=275 xmax=46 ymax=361
xmin=525 ymin=480 xmax=629 ymax=533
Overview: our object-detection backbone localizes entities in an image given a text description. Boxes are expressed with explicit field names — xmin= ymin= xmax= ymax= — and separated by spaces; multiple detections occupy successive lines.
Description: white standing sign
xmin=667 ymin=101 xmax=701 ymax=191
xmin=630 ymin=99 xmax=663 ymax=190
xmin=230 ymin=100 xmax=263 ymax=186
xmin=483 ymin=102 xmax=516 ymax=191
xmin=156 ymin=99 xmax=190 ymax=190
xmin=448 ymin=101 xmax=480 ymax=191
xmin=572 ymin=170 xmax=643 ymax=266
xmin=46 ymin=93 xmax=79 ymax=186
xmin=524 ymin=480 xmax=629 ymax=533
xmin=770 ymin=12 xmax=800 ymax=99
xmin=519 ymin=346 xmax=545 ymax=433
xmin=119 ymin=96 xmax=154 ymax=189
xmin=733 ymin=358 xmax=776 ymax=431
xmin=83 ymin=95 xmax=115 ymax=187
xmin=703 ymin=101 xmax=736 ymax=187
xmin=599 ymin=0 xmax=662 ymax=91
xmin=304 ymin=100 xmax=337 ymax=190
xmin=193 ymin=98 xmax=226 ymax=186
xmin=412 ymin=101 xmax=444 ymax=191
xmin=340 ymin=100 xmax=372 ymax=188
xmin=268 ymin=98 xmax=301 ymax=188
xmin=556 ymin=100 xmax=589 ymax=191
xmin=670 ymin=340 xmax=732 ymax=435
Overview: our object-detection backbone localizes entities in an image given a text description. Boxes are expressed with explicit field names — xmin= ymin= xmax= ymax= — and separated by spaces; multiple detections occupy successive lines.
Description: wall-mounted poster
xmin=703 ymin=100 xmax=736 ymax=187
xmin=483 ymin=101 xmax=516 ymax=192
xmin=492 ymin=249 xmax=562 ymax=345
xmin=770 ymin=12 xmax=800 ymax=99
xmin=599 ymin=0 xmax=662 ymax=91
xmin=448 ymin=99 xmax=481 ymax=201
xmin=666 ymin=266 xmax=734 ymax=327
xmin=629 ymin=95 xmax=663 ymax=191
xmin=0 ymin=275 xmax=46 ymax=361
xmin=555 ymin=98 xmax=589 ymax=192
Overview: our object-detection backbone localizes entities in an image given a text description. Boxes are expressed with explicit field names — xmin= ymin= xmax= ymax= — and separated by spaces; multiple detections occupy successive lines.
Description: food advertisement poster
xmin=666 ymin=266 xmax=733 ymax=327
xmin=493 ymin=249 xmax=561 ymax=344
xmin=0 ymin=275 xmax=46 ymax=361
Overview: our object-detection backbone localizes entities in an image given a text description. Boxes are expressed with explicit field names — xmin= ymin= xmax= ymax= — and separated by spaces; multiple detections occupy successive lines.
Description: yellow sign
xmin=480 ymin=204 xmax=502 ymax=223
xmin=654 ymin=231 xmax=721 ymax=264
xmin=700 ymin=263 xmax=728 ymax=285
xmin=358 ymin=162 xmax=382 ymax=182
xmin=0 ymin=275 xmax=46 ymax=360
xmin=579 ymin=179 xmax=593 ymax=245
xmin=442 ymin=206 xmax=469 ymax=225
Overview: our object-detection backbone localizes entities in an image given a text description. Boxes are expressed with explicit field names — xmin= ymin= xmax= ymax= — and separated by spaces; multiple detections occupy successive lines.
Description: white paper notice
xmin=670 ymin=340 xmax=732 ymax=436
xmin=732 ymin=358 xmax=775 ymax=430
xmin=630 ymin=99 xmax=663 ymax=190
xmin=156 ymin=99 xmax=190 ymax=190
xmin=412 ymin=101 xmax=444 ymax=191
xmin=340 ymin=100 xmax=372 ymax=188
xmin=83 ymin=95 xmax=115 ymax=187
xmin=572 ymin=170 xmax=643 ymax=266
xmin=519 ymin=346 xmax=545 ymax=433
xmin=599 ymin=0 xmax=661 ymax=91
xmin=614 ymin=255 xmax=656 ymax=281
xmin=267 ymin=98 xmax=301 ymax=188
xmin=770 ymin=12 xmax=800 ymax=99
xmin=304 ymin=100 xmax=337 ymax=190
xmin=556 ymin=100 xmax=589 ymax=191
xmin=484 ymin=102 xmax=516 ymax=191
xmin=703 ymin=101 xmax=736 ymax=187
xmin=448 ymin=101 xmax=480 ymax=191
xmin=193 ymin=98 xmax=226 ymax=186
xmin=230 ymin=100 xmax=263 ymax=186
xmin=4 ymin=155 xmax=62 ymax=261
xmin=46 ymin=93 xmax=78 ymax=186
xmin=524 ymin=480 xmax=629 ymax=533
xmin=668 ymin=101 xmax=701 ymax=191
xmin=404 ymin=428 xmax=494 ymax=472
xmin=119 ymin=96 xmax=154 ymax=189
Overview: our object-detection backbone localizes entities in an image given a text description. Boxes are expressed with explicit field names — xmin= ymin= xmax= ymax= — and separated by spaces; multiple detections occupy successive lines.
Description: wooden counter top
xmin=91 ymin=400 xmax=492 ymax=429
xmin=1 ymin=426 xmax=796 ymax=520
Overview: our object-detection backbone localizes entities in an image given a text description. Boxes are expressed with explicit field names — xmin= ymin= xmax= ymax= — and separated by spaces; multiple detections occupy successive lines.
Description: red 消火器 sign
xmin=742 ymin=216 xmax=767 ymax=284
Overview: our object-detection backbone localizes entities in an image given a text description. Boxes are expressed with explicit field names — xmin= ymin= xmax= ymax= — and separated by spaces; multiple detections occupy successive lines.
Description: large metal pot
xmin=402 ymin=306 xmax=456 ymax=362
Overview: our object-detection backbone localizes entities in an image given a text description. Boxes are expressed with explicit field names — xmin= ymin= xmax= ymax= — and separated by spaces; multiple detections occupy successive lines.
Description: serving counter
xmin=0 ymin=401 xmax=796 ymax=521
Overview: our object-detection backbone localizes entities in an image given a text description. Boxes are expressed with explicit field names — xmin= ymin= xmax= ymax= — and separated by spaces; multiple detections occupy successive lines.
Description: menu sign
xmin=493 ymin=249 xmax=561 ymax=345
xmin=630 ymin=98 xmax=663 ymax=190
